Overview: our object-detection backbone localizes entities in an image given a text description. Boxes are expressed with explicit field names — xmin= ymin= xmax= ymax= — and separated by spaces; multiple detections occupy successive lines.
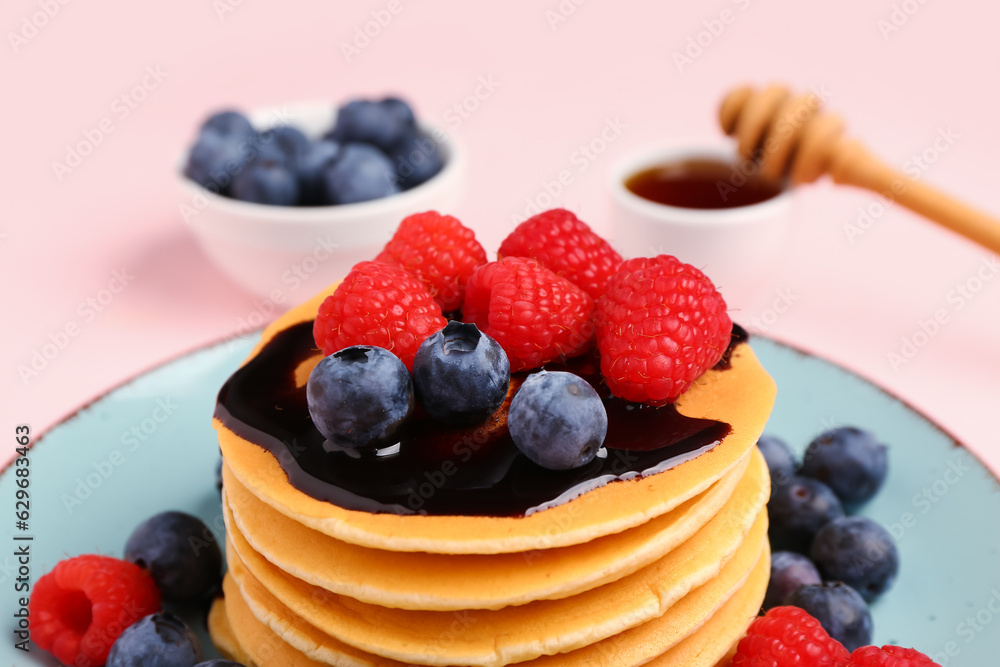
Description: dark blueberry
xmin=800 ymin=427 xmax=888 ymax=506
xmin=329 ymin=99 xmax=415 ymax=151
xmin=768 ymin=476 xmax=845 ymax=553
xmin=413 ymin=322 xmax=510 ymax=425
xmin=297 ymin=139 xmax=340 ymax=205
xmin=183 ymin=132 xmax=251 ymax=194
xmin=230 ymin=143 xmax=300 ymax=206
xmin=125 ymin=511 xmax=222 ymax=603
xmin=322 ymin=143 xmax=399 ymax=204
xmin=757 ymin=435 xmax=797 ymax=495
xmin=381 ymin=97 xmax=416 ymax=129
xmin=106 ymin=612 xmax=204 ymax=667
xmin=509 ymin=371 xmax=608 ymax=470
xmin=810 ymin=516 xmax=899 ymax=601
xmin=786 ymin=582 xmax=873 ymax=652
xmin=307 ymin=346 xmax=414 ymax=449
xmin=265 ymin=125 xmax=311 ymax=164
xmin=195 ymin=662 xmax=246 ymax=667
xmin=390 ymin=130 xmax=445 ymax=189
xmin=200 ymin=110 xmax=254 ymax=140
xmin=763 ymin=551 xmax=821 ymax=610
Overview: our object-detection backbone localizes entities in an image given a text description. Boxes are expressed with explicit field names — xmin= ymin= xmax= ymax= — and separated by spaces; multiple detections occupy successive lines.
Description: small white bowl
xmin=610 ymin=145 xmax=793 ymax=313
xmin=178 ymin=102 xmax=464 ymax=305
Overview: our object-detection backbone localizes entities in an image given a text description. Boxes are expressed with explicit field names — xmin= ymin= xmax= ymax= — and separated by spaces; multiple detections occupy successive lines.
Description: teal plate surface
xmin=2 ymin=335 xmax=998 ymax=666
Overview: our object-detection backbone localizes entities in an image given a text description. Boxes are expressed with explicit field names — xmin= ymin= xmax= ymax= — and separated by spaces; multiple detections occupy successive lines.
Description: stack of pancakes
xmin=209 ymin=287 xmax=776 ymax=667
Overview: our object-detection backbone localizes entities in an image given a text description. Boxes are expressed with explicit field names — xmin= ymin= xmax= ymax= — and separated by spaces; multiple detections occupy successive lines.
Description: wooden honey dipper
xmin=718 ymin=84 xmax=1000 ymax=255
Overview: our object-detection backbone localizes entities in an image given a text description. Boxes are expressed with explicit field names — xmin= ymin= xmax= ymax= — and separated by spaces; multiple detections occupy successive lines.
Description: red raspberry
xmin=464 ymin=257 xmax=595 ymax=372
xmin=314 ymin=261 xmax=447 ymax=371
xmin=375 ymin=211 xmax=488 ymax=312
xmin=595 ymin=255 xmax=731 ymax=406
xmin=29 ymin=555 xmax=161 ymax=667
xmin=498 ymin=208 xmax=622 ymax=299
xmin=733 ymin=606 xmax=852 ymax=667
xmin=850 ymin=645 xmax=941 ymax=666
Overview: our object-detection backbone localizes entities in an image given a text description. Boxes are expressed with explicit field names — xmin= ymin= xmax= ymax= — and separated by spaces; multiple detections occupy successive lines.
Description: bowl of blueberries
xmin=179 ymin=96 xmax=463 ymax=303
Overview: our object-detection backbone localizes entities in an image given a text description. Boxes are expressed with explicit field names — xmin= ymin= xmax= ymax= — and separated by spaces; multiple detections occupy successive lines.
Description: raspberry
xmin=733 ymin=606 xmax=851 ymax=667
xmin=595 ymin=255 xmax=731 ymax=406
xmin=29 ymin=555 xmax=161 ymax=667
xmin=851 ymin=646 xmax=941 ymax=666
xmin=375 ymin=211 xmax=488 ymax=312
xmin=498 ymin=208 xmax=622 ymax=299
xmin=314 ymin=261 xmax=447 ymax=371
xmin=463 ymin=257 xmax=595 ymax=372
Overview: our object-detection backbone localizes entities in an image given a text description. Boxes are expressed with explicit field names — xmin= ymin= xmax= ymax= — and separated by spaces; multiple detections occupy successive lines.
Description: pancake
xmin=220 ymin=450 xmax=758 ymax=611
xmin=221 ymin=451 xmax=768 ymax=667
xmin=216 ymin=286 xmax=776 ymax=555
xmin=214 ymin=520 xmax=767 ymax=667
xmin=207 ymin=595 xmax=249 ymax=664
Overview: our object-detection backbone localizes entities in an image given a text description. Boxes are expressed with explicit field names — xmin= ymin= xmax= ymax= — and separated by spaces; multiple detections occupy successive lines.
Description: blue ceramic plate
xmin=2 ymin=335 xmax=998 ymax=666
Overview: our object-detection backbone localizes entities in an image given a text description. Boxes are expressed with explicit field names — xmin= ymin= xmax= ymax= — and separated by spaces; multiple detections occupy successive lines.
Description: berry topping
xmin=375 ymin=211 xmax=488 ymax=312
xmin=29 ymin=555 xmax=161 ymax=667
xmin=124 ymin=511 xmax=223 ymax=603
xmin=508 ymin=371 xmax=608 ymax=470
xmin=768 ymin=476 xmax=845 ymax=553
xmin=390 ymin=131 xmax=445 ymax=189
xmin=313 ymin=261 xmax=447 ymax=371
xmin=765 ymin=550 xmax=822 ymax=610
xmin=498 ymin=208 xmax=622 ymax=299
xmin=106 ymin=612 xmax=203 ymax=667
xmin=787 ymin=582 xmax=874 ymax=652
xmin=323 ymin=143 xmax=400 ymax=204
xmin=463 ymin=257 xmax=595 ymax=372
xmin=850 ymin=645 xmax=941 ymax=666
xmin=800 ymin=427 xmax=888 ymax=507
xmin=307 ymin=346 xmax=414 ymax=449
xmin=757 ymin=434 xmax=797 ymax=494
xmin=810 ymin=516 xmax=899 ymax=601
xmin=413 ymin=321 xmax=510 ymax=425
xmin=732 ymin=605 xmax=851 ymax=667
xmin=595 ymin=255 xmax=731 ymax=406
xmin=329 ymin=98 xmax=416 ymax=152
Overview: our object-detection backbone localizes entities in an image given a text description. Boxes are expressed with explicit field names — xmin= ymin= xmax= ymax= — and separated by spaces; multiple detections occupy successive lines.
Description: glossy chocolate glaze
xmin=216 ymin=322 xmax=746 ymax=517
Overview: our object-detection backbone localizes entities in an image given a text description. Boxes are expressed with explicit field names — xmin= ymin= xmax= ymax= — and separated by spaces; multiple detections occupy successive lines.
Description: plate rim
xmin=8 ymin=329 xmax=998 ymax=488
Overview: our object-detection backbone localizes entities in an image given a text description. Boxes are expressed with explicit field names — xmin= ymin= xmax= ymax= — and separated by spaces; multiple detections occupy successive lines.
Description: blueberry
xmin=230 ymin=141 xmax=300 ymax=206
xmin=322 ymin=143 xmax=399 ymax=204
xmin=811 ymin=516 xmax=899 ymax=601
xmin=764 ymin=551 xmax=821 ymax=610
xmin=757 ymin=435 xmax=797 ymax=495
xmin=800 ymin=427 xmax=888 ymax=506
xmin=768 ymin=476 xmax=845 ymax=553
xmin=183 ymin=132 xmax=251 ymax=193
xmin=508 ymin=371 xmax=608 ymax=470
xmin=413 ymin=322 xmax=510 ymax=425
xmin=330 ymin=99 xmax=415 ymax=151
xmin=106 ymin=612 xmax=204 ymax=667
xmin=307 ymin=346 xmax=414 ymax=449
xmin=297 ymin=139 xmax=340 ymax=205
xmin=265 ymin=125 xmax=311 ymax=164
xmin=200 ymin=110 xmax=254 ymax=140
xmin=390 ymin=130 xmax=444 ymax=189
xmin=125 ymin=511 xmax=222 ymax=603
xmin=786 ymin=582 xmax=873 ymax=652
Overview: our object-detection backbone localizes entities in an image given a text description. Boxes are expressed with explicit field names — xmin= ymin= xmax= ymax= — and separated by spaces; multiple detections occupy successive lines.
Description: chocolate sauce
xmin=215 ymin=322 xmax=746 ymax=517
xmin=625 ymin=158 xmax=783 ymax=209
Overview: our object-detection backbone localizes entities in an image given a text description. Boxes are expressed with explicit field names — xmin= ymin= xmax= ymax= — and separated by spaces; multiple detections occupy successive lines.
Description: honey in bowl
xmin=625 ymin=158 xmax=784 ymax=210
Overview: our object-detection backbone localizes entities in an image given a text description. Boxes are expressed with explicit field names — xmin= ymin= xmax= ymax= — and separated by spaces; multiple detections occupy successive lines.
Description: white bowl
xmin=178 ymin=102 xmax=464 ymax=306
xmin=610 ymin=145 xmax=794 ymax=313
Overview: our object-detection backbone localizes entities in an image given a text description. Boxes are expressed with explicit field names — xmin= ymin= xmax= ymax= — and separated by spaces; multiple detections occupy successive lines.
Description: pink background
xmin=2 ymin=0 xmax=998 ymax=472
